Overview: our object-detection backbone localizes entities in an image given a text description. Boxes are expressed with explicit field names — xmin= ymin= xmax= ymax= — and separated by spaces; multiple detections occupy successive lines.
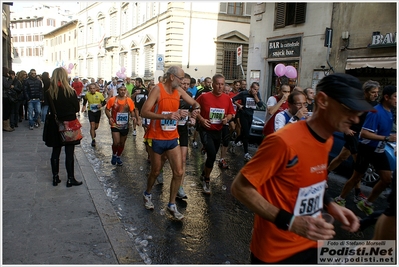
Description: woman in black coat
xmin=41 ymin=71 xmax=51 ymax=123
xmin=44 ymin=67 xmax=82 ymax=187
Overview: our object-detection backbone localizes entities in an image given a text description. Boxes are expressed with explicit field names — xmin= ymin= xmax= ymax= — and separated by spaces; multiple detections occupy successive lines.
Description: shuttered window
xmin=275 ymin=3 xmax=306 ymax=29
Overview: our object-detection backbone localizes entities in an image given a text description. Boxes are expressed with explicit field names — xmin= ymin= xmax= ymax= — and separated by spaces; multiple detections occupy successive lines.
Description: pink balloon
xmin=121 ymin=74 xmax=127 ymax=79
xmin=68 ymin=63 xmax=74 ymax=69
xmin=116 ymin=71 xmax=121 ymax=77
xmin=285 ymin=66 xmax=297 ymax=79
xmin=274 ymin=64 xmax=286 ymax=77
xmin=120 ymin=67 xmax=126 ymax=73
xmin=67 ymin=69 xmax=71 ymax=74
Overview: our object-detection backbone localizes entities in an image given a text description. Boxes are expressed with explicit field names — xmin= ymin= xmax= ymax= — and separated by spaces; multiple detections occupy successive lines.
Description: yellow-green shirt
xmin=84 ymin=92 xmax=105 ymax=112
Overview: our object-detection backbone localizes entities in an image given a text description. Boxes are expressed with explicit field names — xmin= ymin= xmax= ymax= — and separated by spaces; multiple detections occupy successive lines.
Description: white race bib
xmin=245 ymin=97 xmax=256 ymax=109
xmin=293 ymin=180 xmax=325 ymax=217
xmin=209 ymin=107 xmax=225 ymax=124
xmin=116 ymin=112 xmax=128 ymax=125
xmin=160 ymin=111 xmax=176 ymax=131
xmin=90 ymin=104 xmax=99 ymax=112
xmin=178 ymin=109 xmax=189 ymax=126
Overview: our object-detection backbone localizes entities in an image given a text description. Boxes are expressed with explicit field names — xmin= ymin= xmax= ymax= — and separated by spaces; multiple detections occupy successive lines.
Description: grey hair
xmin=165 ymin=66 xmax=180 ymax=80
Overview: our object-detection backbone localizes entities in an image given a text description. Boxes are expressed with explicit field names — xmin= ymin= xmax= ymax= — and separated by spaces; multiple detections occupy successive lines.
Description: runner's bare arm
xmin=231 ymin=172 xmax=336 ymax=241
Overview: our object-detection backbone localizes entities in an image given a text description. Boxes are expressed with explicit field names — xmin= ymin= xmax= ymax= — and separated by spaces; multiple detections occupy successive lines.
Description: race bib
xmin=245 ymin=97 xmax=256 ymax=109
xmin=90 ymin=104 xmax=99 ymax=112
xmin=209 ymin=108 xmax=225 ymax=124
xmin=293 ymin=180 xmax=325 ymax=217
xmin=136 ymin=94 xmax=145 ymax=103
xmin=116 ymin=112 xmax=128 ymax=125
xmin=374 ymin=141 xmax=386 ymax=153
xmin=142 ymin=117 xmax=151 ymax=126
xmin=178 ymin=109 xmax=189 ymax=126
xmin=160 ymin=111 xmax=176 ymax=131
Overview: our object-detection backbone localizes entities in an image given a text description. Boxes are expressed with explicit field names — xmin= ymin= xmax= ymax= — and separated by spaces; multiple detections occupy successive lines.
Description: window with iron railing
xmin=222 ymin=43 xmax=241 ymax=81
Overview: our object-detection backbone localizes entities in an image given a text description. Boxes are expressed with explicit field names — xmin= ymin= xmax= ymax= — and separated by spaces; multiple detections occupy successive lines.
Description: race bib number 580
xmin=293 ymin=180 xmax=325 ymax=217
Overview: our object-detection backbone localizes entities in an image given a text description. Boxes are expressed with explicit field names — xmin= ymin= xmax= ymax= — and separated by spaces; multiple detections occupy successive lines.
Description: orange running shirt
xmin=240 ymin=121 xmax=333 ymax=263
xmin=106 ymin=96 xmax=135 ymax=130
xmin=145 ymin=83 xmax=180 ymax=140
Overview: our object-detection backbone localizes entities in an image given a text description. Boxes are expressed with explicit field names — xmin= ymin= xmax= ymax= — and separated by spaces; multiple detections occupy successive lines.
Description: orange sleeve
xmin=127 ymin=98 xmax=135 ymax=112
xmin=241 ymin=135 xmax=289 ymax=189
xmin=106 ymin=97 xmax=115 ymax=109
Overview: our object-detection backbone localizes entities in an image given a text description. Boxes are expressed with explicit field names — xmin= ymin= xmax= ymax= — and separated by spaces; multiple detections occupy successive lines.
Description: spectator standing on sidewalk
xmin=40 ymin=71 xmax=51 ymax=124
xmin=141 ymin=66 xmax=200 ymax=220
xmin=231 ymin=73 xmax=370 ymax=264
xmin=24 ymin=69 xmax=43 ymax=130
xmin=2 ymin=67 xmax=15 ymax=132
xmin=44 ymin=67 xmax=82 ymax=187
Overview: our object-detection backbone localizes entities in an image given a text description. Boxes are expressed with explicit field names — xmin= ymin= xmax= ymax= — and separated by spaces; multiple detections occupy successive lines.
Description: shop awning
xmin=345 ymin=57 xmax=397 ymax=70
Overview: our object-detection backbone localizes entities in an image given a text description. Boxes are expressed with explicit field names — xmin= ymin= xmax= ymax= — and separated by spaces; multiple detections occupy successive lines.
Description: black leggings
xmin=199 ymin=129 xmax=222 ymax=169
xmin=51 ymin=145 xmax=75 ymax=177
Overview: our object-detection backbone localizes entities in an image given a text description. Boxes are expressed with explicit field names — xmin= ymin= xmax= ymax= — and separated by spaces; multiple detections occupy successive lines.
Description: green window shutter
xmin=274 ymin=3 xmax=286 ymax=29
xmin=294 ymin=3 xmax=306 ymax=24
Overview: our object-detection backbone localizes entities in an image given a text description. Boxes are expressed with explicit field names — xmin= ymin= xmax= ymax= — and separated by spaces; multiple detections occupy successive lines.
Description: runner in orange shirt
xmin=105 ymin=85 xmax=139 ymax=166
xmin=231 ymin=73 xmax=373 ymax=264
xmin=141 ymin=66 xmax=200 ymax=220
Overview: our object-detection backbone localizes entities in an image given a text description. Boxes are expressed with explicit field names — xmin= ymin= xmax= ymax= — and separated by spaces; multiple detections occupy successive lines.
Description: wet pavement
xmin=77 ymin=111 xmax=390 ymax=264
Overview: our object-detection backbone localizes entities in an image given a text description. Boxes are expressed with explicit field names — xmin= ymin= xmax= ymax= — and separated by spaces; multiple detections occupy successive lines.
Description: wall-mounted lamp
xmin=341 ymin=31 xmax=349 ymax=40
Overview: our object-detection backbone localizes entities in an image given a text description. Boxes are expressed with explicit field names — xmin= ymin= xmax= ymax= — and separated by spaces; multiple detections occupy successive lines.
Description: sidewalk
xmin=2 ymin=122 xmax=141 ymax=264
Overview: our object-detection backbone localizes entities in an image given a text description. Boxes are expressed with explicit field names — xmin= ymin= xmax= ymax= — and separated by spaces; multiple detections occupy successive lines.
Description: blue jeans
xmin=41 ymin=105 xmax=49 ymax=123
xmin=28 ymin=99 xmax=41 ymax=127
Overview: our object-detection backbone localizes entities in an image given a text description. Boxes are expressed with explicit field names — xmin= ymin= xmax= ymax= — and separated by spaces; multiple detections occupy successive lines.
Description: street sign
xmin=236 ymin=45 xmax=242 ymax=66
xmin=156 ymin=54 xmax=164 ymax=71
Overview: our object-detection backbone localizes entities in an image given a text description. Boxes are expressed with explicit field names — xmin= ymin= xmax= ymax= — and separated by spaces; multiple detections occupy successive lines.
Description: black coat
xmin=43 ymin=88 xmax=80 ymax=147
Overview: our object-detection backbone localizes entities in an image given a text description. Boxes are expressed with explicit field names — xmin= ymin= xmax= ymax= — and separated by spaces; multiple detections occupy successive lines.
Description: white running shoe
xmin=132 ymin=130 xmax=137 ymax=136
xmin=244 ymin=153 xmax=252 ymax=162
xmin=167 ymin=204 xmax=184 ymax=220
xmin=143 ymin=192 xmax=154 ymax=210
xmin=176 ymin=186 xmax=188 ymax=199
xmin=157 ymin=171 xmax=164 ymax=184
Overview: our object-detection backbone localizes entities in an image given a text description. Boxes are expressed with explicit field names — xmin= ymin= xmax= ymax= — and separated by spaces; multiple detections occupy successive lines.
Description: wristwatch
xmin=384 ymin=136 xmax=390 ymax=142
xmin=292 ymin=115 xmax=300 ymax=121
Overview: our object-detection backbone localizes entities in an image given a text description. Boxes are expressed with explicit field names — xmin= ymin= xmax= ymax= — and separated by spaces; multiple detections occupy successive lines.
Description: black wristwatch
xmin=292 ymin=115 xmax=300 ymax=121
xmin=384 ymin=136 xmax=390 ymax=142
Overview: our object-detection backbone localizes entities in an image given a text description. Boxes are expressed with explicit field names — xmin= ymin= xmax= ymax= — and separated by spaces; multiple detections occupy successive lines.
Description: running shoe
xmin=176 ymin=186 xmax=188 ymax=199
xmin=91 ymin=139 xmax=96 ymax=147
xmin=236 ymin=141 xmax=243 ymax=147
xmin=157 ymin=170 xmax=164 ymax=184
xmin=132 ymin=130 xmax=137 ymax=136
xmin=353 ymin=192 xmax=367 ymax=204
xmin=29 ymin=126 xmax=34 ymax=130
xmin=111 ymin=155 xmax=117 ymax=165
xmin=218 ymin=158 xmax=228 ymax=169
xmin=167 ymin=204 xmax=184 ymax=220
xmin=244 ymin=153 xmax=252 ymax=162
xmin=143 ymin=192 xmax=154 ymax=210
xmin=34 ymin=122 xmax=39 ymax=128
xmin=192 ymin=141 xmax=198 ymax=149
xmin=201 ymin=176 xmax=211 ymax=194
xmin=228 ymin=141 xmax=236 ymax=154
xmin=116 ymin=157 xmax=123 ymax=166
xmin=333 ymin=196 xmax=346 ymax=207
xmin=356 ymin=200 xmax=374 ymax=216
